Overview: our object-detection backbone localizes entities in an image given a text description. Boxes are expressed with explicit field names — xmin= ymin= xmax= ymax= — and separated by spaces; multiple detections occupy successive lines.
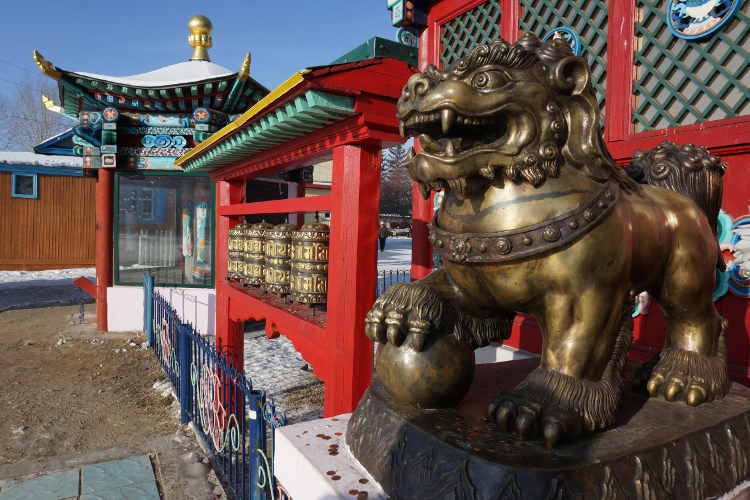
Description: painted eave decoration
xmin=667 ymin=0 xmax=743 ymax=40
xmin=32 ymin=51 xmax=269 ymax=118
xmin=176 ymin=57 xmax=414 ymax=173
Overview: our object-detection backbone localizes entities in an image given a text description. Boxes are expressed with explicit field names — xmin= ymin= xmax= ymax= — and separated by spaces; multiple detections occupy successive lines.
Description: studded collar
xmin=430 ymin=182 xmax=619 ymax=264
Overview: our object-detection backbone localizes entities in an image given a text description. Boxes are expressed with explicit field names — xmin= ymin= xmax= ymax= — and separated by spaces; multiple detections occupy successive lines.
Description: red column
xmin=325 ymin=144 xmax=381 ymax=415
xmin=215 ymin=179 xmax=245 ymax=366
xmin=411 ymin=184 xmax=434 ymax=280
xmin=95 ymin=168 xmax=113 ymax=331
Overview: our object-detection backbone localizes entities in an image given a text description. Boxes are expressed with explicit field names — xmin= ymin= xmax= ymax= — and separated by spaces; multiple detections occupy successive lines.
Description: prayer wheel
xmin=291 ymin=223 xmax=330 ymax=304
xmin=227 ymin=223 xmax=246 ymax=281
xmin=264 ymin=223 xmax=298 ymax=295
xmin=243 ymin=222 xmax=272 ymax=286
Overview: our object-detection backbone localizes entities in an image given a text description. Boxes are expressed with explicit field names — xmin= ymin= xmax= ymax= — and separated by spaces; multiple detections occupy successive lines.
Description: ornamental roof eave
xmin=33 ymin=50 xmax=269 ymax=115
xmin=176 ymin=57 xmax=415 ymax=173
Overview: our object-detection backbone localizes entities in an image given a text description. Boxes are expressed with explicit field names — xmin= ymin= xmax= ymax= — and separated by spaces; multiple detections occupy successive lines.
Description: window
xmin=115 ymin=172 xmax=214 ymax=287
xmin=11 ymin=173 xmax=38 ymax=199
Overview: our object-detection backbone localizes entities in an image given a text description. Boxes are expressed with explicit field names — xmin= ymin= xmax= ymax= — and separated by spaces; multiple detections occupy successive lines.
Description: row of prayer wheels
xmin=227 ymin=221 xmax=329 ymax=304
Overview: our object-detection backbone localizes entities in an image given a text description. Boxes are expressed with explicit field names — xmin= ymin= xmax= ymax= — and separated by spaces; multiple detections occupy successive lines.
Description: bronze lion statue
xmin=364 ymin=33 xmax=729 ymax=448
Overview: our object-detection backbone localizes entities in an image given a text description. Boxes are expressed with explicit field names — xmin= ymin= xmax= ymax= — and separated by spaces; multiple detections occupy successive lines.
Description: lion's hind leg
xmin=646 ymin=223 xmax=729 ymax=406
xmin=489 ymin=291 xmax=633 ymax=448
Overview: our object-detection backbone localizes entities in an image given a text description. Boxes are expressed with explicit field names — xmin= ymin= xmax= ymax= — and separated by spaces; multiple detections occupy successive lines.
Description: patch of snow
xmin=377 ymin=237 xmax=412 ymax=270
xmin=75 ymin=60 xmax=234 ymax=88
xmin=0 ymin=152 xmax=82 ymax=168
xmin=0 ymin=267 xmax=94 ymax=285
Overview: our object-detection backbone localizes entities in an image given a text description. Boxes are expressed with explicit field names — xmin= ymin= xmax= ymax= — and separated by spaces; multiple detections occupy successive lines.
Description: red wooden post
xmin=325 ymin=144 xmax=381 ymax=415
xmin=215 ymin=179 xmax=245 ymax=365
xmin=411 ymin=184 xmax=434 ymax=280
xmin=95 ymin=168 xmax=113 ymax=331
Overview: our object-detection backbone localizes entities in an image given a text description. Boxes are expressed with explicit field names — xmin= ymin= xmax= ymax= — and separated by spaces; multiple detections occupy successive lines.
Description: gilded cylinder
xmin=291 ymin=223 xmax=330 ymax=304
xmin=264 ymin=223 xmax=298 ymax=295
xmin=244 ymin=222 xmax=272 ymax=287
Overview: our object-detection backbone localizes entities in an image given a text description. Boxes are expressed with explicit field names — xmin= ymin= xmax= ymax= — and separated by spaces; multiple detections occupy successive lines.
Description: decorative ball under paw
xmin=375 ymin=333 xmax=475 ymax=408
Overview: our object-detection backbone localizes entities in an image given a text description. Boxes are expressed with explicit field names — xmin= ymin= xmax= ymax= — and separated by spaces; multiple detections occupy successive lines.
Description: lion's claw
xmin=646 ymin=347 xmax=728 ymax=405
xmin=364 ymin=282 xmax=445 ymax=351
xmin=488 ymin=393 xmax=583 ymax=448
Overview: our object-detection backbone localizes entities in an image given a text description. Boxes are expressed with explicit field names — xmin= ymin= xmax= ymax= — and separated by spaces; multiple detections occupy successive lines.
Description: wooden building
xmin=391 ymin=0 xmax=750 ymax=383
xmin=0 ymin=152 xmax=94 ymax=270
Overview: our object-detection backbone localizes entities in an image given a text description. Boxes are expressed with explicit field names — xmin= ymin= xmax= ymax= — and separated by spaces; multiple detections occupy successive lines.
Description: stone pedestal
xmin=347 ymin=359 xmax=750 ymax=499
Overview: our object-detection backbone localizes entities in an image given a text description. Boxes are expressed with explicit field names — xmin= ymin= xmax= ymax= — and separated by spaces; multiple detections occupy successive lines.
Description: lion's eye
xmin=471 ymin=71 xmax=506 ymax=89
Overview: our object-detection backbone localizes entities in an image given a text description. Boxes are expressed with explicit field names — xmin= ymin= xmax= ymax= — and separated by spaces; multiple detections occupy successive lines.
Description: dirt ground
xmin=0 ymin=304 xmax=224 ymax=499
xmin=0 ymin=304 xmax=175 ymax=464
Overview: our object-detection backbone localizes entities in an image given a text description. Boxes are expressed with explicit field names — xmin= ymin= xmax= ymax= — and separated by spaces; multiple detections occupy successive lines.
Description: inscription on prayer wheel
xmin=244 ymin=222 xmax=272 ymax=287
xmin=264 ymin=223 xmax=298 ymax=295
xmin=227 ymin=223 xmax=246 ymax=281
xmin=291 ymin=223 xmax=330 ymax=304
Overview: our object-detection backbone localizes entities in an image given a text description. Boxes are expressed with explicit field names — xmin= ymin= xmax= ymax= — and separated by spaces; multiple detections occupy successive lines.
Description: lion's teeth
xmin=399 ymin=122 xmax=406 ymax=138
xmin=445 ymin=140 xmax=455 ymax=156
xmin=441 ymin=109 xmax=456 ymax=135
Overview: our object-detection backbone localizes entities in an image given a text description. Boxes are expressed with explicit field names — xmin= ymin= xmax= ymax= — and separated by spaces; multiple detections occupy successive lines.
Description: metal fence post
xmin=178 ymin=323 xmax=192 ymax=425
xmin=143 ymin=273 xmax=155 ymax=346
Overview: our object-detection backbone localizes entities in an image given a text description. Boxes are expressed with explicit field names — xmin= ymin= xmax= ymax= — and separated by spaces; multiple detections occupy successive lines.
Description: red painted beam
xmin=215 ymin=180 xmax=245 ymax=366
xmin=325 ymin=144 xmax=381 ymax=416
xmin=73 ymin=277 xmax=96 ymax=298
xmin=95 ymin=168 xmax=113 ymax=331
xmin=221 ymin=283 xmax=330 ymax=380
xmin=217 ymin=195 xmax=332 ymax=216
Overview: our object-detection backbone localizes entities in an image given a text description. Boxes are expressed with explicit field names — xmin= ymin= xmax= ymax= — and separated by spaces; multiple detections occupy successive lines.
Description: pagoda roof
xmin=73 ymin=60 xmax=234 ymax=88
xmin=33 ymin=51 xmax=268 ymax=117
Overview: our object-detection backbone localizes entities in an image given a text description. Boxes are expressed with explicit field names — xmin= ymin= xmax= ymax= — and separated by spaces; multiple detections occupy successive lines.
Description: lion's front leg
xmin=365 ymin=268 xmax=510 ymax=352
xmin=489 ymin=291 xmax=632 ymax=448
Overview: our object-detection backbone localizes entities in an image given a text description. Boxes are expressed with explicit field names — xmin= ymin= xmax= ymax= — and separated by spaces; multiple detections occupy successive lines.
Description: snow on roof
xmin=0 ymin=152 xmax=82 ymax=168
xmin=74 ymin=60 xmax=234 ymax=88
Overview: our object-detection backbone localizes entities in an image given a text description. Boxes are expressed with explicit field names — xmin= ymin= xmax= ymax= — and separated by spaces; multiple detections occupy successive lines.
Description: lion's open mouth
xmin=400 ymin=108 xmax=509 ymax=158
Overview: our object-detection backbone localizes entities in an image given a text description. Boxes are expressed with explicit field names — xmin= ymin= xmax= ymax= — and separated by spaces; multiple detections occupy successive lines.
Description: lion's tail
xmin=627 ymin=141 xmax=726 ymax=235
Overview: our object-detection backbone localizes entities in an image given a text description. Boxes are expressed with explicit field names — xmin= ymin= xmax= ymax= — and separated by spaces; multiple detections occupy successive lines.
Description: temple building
xmin=33 ymin=15 xmax=269 ymax=332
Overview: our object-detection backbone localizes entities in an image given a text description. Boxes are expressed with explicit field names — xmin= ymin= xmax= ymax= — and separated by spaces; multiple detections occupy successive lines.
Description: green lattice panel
xmin=519 ymin=0 xmax=609 ymax=110
xmin=633 ymin=1 xmax=750 ymax=132
xmin=440 ymin=0 xmax=502 ymax=68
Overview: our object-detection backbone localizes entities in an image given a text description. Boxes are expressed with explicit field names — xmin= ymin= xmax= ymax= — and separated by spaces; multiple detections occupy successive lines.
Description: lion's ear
xmin=549 ymin=56 xmax=590 ymax=96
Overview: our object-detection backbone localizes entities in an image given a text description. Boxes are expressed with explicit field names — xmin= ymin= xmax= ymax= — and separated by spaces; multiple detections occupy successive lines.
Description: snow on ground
xmin=377 ymin=237 xmax=412 ymax=270
xmin=0 ymin=268 xmax=95 ymax=312
xmin=0 ymin=267 xmax=94 ymax=284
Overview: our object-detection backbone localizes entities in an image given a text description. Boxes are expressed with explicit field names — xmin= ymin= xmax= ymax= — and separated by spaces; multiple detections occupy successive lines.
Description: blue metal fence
xmin=144 ymin=275 xmax=287 ymax=500
xmin=376 ymin=268 xmax=412 ymax=295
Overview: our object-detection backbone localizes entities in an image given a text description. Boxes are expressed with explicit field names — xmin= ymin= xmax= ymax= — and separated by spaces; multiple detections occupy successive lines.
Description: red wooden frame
xmin=209 ymin=59 xmax=414 ymax=416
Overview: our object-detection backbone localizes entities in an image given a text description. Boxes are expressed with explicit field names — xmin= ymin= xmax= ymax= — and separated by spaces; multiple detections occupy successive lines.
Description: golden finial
xmin=238 ymin=53 xmax=251 ymax=81
xmin=188 ymin=15 xmax=213 ymax=61
xmin=32 ymin=50 xmax=61 ymax=80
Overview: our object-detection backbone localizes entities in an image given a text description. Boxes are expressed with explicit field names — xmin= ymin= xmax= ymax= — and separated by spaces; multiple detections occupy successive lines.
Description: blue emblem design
xmin=542 ymin=27 xmax=582 ymax=56
xmin=667 ymin=0 xmax=742 ymax=40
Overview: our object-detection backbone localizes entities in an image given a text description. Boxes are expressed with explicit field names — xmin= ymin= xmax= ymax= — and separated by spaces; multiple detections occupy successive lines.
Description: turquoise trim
xmin=10 ymin=173 xmax=38 ymax=199
xmin=0 ymin=165 xmax=82 ymax=177
xmin=183 ymin=90 xmax=355 ymax=172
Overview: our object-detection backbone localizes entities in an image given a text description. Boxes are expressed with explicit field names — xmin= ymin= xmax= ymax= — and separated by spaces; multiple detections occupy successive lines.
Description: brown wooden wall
xmin=0 ymin=172 xmax=96 ymax=270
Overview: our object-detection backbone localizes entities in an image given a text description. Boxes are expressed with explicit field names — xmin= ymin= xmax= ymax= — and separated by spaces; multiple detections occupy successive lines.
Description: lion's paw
xmin=365 ymin=282 xmax=450 ymax=351
xmin=646 ymin=347 xmax=729 ymax=406
xmin=488 ymin=391 xmax=585 ymax=449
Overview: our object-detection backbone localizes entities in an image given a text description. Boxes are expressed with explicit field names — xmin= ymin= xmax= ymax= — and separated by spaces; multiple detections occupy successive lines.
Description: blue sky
xmin=0 ymin=1 xmax=398 ymax=94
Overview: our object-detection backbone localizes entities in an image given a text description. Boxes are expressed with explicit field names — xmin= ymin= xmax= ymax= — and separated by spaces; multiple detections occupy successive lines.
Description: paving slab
xmin=0 ymin=468 xmax=79 ymax=500
xmin=81 ymin=455 xmax=154 ymax=494
xmin=0 ymin=455 xmax=158 ymax=500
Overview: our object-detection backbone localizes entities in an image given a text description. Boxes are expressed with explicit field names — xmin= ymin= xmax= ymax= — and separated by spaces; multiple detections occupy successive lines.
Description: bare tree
xmin=0 ymin=78 xmax=71 ymax=151
xmin=380 ymin=144 xmax=412 ymax=216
